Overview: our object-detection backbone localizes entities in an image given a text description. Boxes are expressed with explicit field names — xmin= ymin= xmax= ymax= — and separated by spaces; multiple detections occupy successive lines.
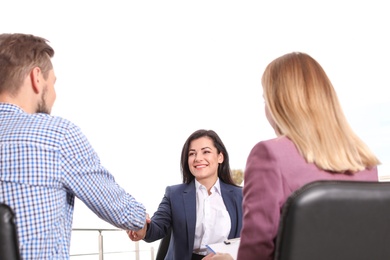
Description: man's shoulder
xmin=25 ymin=114 xmax=87 ymax=145
xmin=34 ymin=113 xmax=79 ymax=131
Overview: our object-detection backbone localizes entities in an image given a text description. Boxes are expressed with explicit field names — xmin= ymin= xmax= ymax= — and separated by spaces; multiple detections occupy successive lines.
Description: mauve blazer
xmin=144 ymin=180 xmax=243 ymax=260
xmin=237 ymin=136 xmax=378 ymax=260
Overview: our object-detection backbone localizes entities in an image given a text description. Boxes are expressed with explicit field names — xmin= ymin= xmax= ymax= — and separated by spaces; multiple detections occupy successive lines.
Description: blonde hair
xmin=262 ymin=52 xmax=380 ymax=173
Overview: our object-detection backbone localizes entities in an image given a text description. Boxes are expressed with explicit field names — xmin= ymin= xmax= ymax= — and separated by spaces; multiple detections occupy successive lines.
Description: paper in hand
xmin=206 ymin=238 xmax=240 ymax=260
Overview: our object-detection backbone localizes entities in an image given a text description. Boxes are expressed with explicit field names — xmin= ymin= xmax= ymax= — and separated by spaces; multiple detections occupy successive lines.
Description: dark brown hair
xmin=180 ymin=129 xmax=237 ymax=185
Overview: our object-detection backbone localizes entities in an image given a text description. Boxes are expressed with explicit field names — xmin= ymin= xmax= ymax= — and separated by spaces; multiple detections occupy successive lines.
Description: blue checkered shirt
xmin=0 ymin=103 xmax=146 ymax=259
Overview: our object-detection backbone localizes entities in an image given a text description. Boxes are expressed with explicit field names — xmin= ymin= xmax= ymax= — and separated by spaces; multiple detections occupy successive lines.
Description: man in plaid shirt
xmin=0 ymin=33 xmax=147 ymax=259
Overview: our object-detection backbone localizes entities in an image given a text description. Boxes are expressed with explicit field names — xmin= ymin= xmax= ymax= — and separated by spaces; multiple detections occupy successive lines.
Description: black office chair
xmin=274 ymin=180 xmax=390 ymax=260
xmin=0 ymin=203 xmax=21 ymax=260
xmin=155 ymin=227 xmax=171 ymax=260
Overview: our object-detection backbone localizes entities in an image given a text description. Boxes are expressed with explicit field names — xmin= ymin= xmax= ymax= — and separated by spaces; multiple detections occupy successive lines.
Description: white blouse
xmin=193 ymin=178 xmax=231 ymax=255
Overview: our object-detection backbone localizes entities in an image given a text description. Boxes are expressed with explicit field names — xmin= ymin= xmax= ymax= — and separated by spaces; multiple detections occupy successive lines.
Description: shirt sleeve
xmin=237 ymin=141 xmax=284 ymax=260
xmin=60 ymin=123 xmax=146 ymax=230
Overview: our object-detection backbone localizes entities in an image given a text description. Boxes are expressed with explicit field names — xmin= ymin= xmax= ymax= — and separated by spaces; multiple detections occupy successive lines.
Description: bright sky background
xmin=2 ymin=0 xmax=390 ymax=257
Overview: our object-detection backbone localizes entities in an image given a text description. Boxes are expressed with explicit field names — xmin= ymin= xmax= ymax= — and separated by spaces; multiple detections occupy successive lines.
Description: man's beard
xmin=36 ymin=86 xmax=50 ymax=114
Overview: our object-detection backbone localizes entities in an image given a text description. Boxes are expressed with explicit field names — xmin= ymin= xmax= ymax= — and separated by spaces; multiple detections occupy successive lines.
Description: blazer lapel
xmin=220 ymin=183 xmax=237 ymax=238
xmin=183 ymin=182 xmax=197 ymax=250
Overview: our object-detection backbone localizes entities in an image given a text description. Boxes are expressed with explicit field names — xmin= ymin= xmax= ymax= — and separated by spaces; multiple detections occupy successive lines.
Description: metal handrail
xmin=71 ymin=228 xmax=155 ymax=260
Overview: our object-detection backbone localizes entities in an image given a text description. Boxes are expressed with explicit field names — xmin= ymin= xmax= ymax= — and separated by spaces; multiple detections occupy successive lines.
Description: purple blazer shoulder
xmin=237 ymin=136 xmax=378 ymax=260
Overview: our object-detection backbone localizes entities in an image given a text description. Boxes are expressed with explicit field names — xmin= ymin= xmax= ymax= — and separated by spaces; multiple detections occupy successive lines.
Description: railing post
xmin=98 ymin=230 xmax=104 ymax=260
xmin=135 ymin=241 xmax=139 ymax=260
xmin=151 ymin=246 xmax=155 ymax=260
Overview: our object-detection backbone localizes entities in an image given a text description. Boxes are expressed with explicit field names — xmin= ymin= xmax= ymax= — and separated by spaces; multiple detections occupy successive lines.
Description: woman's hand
xmin=126 ymin=213 xmax=150 ymax=241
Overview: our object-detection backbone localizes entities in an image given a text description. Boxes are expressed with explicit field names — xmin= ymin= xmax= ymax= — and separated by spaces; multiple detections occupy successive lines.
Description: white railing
xmin=70 ymin=228 xmax=158 ymax=260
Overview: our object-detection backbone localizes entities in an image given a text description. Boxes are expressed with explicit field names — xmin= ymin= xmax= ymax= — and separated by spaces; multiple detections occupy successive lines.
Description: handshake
xmin=127 ymin=213 xmax=150 ymax=241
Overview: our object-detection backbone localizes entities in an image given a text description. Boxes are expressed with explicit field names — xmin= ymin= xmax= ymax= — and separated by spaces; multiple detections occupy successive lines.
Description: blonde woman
xmin=204 ymin=52 xmax=380 ymax=260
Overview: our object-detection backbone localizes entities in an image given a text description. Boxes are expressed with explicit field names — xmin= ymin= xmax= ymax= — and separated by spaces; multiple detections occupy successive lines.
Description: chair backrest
xmin=274 ymin=180 xmax=390 ymax=260
xmin=155 ymin=227 xmax=171 ymax=260
xmin=0 ymin=203 xmax=21 ymax=260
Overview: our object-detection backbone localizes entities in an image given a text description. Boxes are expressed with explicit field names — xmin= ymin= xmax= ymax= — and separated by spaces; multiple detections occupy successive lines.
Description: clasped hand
xmin=126 ymin=213 xmax=150 ymax=241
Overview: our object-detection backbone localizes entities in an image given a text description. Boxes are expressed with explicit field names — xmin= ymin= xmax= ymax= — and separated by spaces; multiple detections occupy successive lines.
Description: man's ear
xmin=30 ymin=67 xmax=42 ymax=94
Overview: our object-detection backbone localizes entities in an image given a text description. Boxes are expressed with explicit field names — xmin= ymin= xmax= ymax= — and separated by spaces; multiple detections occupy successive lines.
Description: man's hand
xmin=126 ymin=213 xmax=150 ymax=241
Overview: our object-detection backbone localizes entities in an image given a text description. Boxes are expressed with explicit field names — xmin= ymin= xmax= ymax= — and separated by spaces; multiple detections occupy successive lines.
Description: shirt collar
xmin=195 ymin=178 xmax=222 ymax=196
xmin=0 ymin=103 xmax=24 ymax=113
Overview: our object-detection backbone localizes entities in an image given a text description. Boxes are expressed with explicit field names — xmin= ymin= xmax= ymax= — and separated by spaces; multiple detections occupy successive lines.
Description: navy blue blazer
xmin=144 ymin=180 xmax=243 ymax=260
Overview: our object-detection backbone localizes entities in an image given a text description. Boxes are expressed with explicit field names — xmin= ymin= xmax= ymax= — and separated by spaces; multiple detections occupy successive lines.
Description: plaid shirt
xmin=0 ymin=103 xmax=146 ymax=259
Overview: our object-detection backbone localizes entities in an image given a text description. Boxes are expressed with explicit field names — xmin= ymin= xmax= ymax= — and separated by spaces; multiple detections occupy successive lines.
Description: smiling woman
xmin=127 ymin=129 xmax=243 ymax=260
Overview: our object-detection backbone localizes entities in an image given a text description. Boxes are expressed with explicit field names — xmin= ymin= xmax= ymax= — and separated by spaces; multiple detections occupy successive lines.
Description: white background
xmin=2 ymin=0 xmax=390 ymax=257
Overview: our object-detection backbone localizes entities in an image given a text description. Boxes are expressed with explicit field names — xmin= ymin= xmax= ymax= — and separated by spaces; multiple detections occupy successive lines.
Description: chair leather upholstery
xmin=274 ymin=180 xmax=390 ymax=260
xmin=0 ymin=203 xmax=21 ymax=260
